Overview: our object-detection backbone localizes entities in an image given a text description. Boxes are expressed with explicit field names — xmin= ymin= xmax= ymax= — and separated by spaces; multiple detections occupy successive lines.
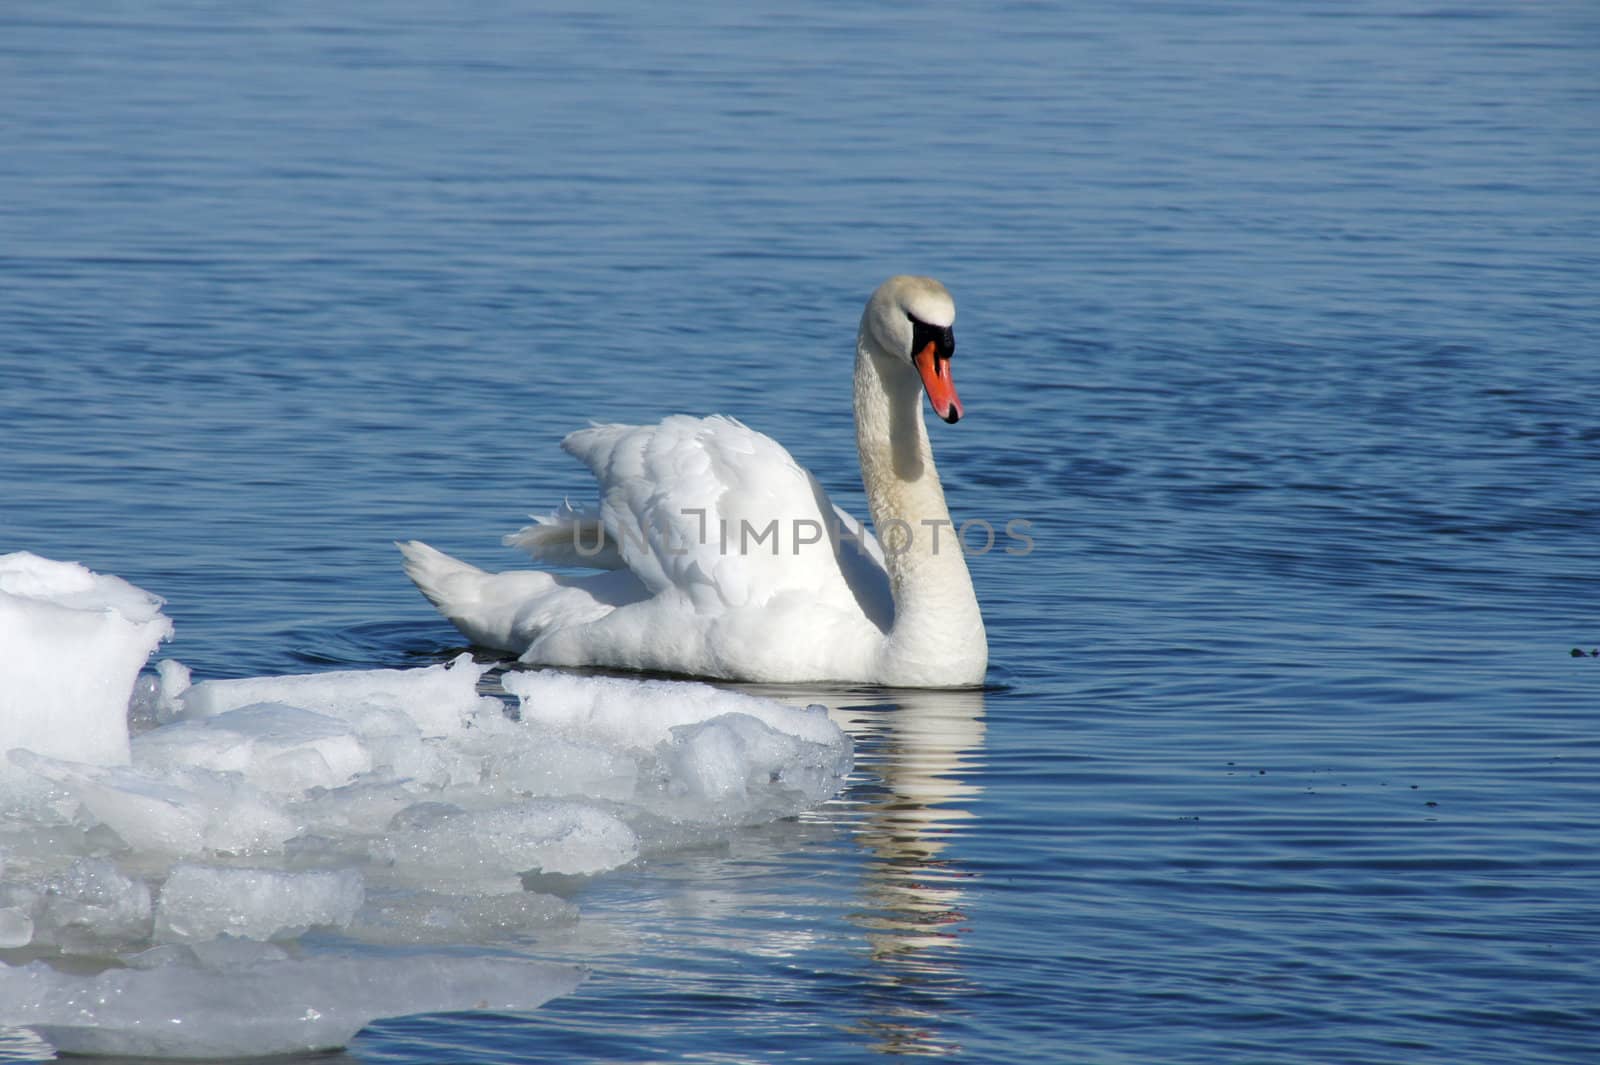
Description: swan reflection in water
xmin=765 ymin=683 xmax=988 ymax=1057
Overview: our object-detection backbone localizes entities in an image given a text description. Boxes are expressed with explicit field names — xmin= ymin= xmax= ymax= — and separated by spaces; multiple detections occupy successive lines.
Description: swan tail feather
xmin=396 ymin=540 xmax=562 ymax=653
xmin=397 ymin=540 xmax=483 ymax=611
xmin=503 ymin=501 xmax=625 ymax=569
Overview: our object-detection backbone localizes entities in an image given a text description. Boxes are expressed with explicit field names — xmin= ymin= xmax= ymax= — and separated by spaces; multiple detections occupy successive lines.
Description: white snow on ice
xmin=0 ymin=552 xmax=172 ymax=766
xmin=0 ymin=552 xmax=852 ymax=1058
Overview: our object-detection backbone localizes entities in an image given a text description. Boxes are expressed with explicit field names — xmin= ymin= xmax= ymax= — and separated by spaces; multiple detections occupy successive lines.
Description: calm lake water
xmin=3 ymin=1 xmax=1599 ymax=1062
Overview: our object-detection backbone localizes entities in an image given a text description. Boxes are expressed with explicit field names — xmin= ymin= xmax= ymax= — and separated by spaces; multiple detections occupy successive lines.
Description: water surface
xmin=3 ymin=2 xmax=1598 ymax=1062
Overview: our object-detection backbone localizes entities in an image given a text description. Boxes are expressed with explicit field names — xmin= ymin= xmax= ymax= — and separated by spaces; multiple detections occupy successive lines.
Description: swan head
xmin=861 ymin=275 xmax=963 ymax=424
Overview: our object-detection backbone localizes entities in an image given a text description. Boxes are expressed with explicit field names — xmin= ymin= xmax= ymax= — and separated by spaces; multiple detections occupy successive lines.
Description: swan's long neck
xmin=854 ymin=337 xmax=988 ymax=686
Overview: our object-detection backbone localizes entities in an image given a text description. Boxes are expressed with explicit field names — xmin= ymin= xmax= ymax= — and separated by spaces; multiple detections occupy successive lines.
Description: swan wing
xmin=505 ymin=498 xmax=625 ymax=569
xmin=561 ymin=415 xmax=881 ymax=623
xmin=829 ymin=502 xmax=893 ymax=633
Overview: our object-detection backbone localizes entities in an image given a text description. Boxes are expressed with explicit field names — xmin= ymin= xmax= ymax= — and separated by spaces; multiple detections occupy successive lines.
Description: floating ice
xmin=506 ymin=669 xmax=842 ymax=748
xmin=505 ymin=669 xmax=851 ymax=823
xmin=179 ymin=656 xmax=498 ymax=737
xmin=154 ymin=864 xmax=365 ymax=942
xmin=0 ymin=552 xmax=171 ymax=765
xmin=0 ymin=553 xmax=851 ymax=1058
xmin=0 ymin=947 xmax=583 ymax=1059
xmin=374 ymin=799 xmax=642 ymax=884
xmin=350 ymin=887 xmax=578 ymax=945
xmin=0 ymin=858 xmax=153 ymax=953
xmin=0 ymin=909 xmax=32 ymax=950
xmin=11 ymin=749 xmax=300 ymax=857
xmin=133 ymin=703 xmax=374 ymax=793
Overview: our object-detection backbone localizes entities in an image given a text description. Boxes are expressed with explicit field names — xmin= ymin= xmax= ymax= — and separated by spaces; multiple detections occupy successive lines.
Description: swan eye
xmin=908 ymin=316 xmax=955 ymax=360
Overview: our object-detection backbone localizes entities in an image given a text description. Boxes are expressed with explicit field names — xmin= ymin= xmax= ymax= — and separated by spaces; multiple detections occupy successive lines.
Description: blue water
xmin=4 ymin=1 xmax=1599 ymax=1062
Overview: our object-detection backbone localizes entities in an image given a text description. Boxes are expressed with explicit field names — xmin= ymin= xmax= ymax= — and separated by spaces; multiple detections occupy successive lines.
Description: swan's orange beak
xmin=915 ymin=342 xmax=963 ymax=424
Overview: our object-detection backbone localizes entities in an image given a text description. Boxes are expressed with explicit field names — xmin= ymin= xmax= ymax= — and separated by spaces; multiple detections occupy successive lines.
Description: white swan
xmin=398 ymin=275 xmax=987 ymax=687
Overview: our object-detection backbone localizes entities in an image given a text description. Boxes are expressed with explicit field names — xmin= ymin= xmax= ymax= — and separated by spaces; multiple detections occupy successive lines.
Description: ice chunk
xmin=0 ymin=858 xmax=156 ymax=955
xmin=156 ymin=658 xmax=192 ymax=703
xmin=504 ymin=669 xmax=842 ymax=747
xmin=451 ymin=707 xmax=640 ymax=801
xmin=0 ymin=908 xmax=32 ymax=948
xmin=351 ymin=888 xmax=577 ymax=945
xmin=0 ymin=552 xmax=172 ymax=765
xmin=666 ymin=714 xmax=769 ymax=802
xmin=129 ymin=659 xmax=195 ymax=733
xmin=155 ymin=864 xmax=364 ymax=942
xmin=180 ymin=652 xmax=494 ymax=737
xmin=29 ymin=858 xmax=153 ymax=951
xmin=376 ymin=799 xmax=640 ymax=883
xmin=0 ymin=951 xmax=584 ymax=1059
xmin=665 ymin=712 xmax=815 ymax=802
xmin=292 ymin=777 xmax=432 ymax=841
xmin=12 ymin=751 xmax=299 ymax=857
xmin=641 ymin=712 xmax=853 ymax=826
xmin=132 ymin=703 xmax=372 ymax=794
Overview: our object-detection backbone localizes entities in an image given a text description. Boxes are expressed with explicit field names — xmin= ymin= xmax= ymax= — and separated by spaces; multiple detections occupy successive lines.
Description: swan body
xmin=399 ymin=276 xmax=987 ymax=687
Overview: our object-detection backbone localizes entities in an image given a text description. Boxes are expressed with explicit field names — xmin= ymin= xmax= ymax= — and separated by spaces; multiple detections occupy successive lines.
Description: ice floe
xmin=0 ymin=946 xmax=583 ymax=1059
xmin=0 ymin=553 xmax=851 ymax=1057
xmin=0 ymin=552 xmax=172 ymax=766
